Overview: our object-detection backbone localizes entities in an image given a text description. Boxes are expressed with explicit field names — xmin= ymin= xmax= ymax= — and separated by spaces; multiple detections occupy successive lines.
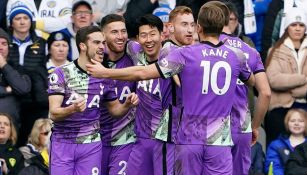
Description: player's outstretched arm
xmin=251 ymin=72 xmax=271 ymax=144
xmin=49 ymin=95 xmax=86 ymax=122
xmin=106 ymin=93 xmax=139 ymax=117
xmin=86 ymin=59 xmax=160 ymax=81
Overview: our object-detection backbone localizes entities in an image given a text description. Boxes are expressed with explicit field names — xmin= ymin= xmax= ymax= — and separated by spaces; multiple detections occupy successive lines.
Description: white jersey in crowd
xmin=7 ymin=0 xmax=72 ymax=38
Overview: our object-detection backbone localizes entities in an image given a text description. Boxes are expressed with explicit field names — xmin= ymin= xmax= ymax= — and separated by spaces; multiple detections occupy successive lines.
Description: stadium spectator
xmin=7 ymin=3 xmax=49 ymax=147
xmin=261 ymin=0 xmax=307 ymax=61
xmin=249 ymin=142 xmax=265 ymax=175
xmin=0 ymin=113 xmax=24 ymax=175
xmin=73 ymin=0 xmax=131 ymax=23
xmin=46 ymin=31 xmax=70 ymax=74
xmin=225 ymin=1 xmax=255 ymax=48
xmin=6 ymin=0 xmax=72 ymax=39
xmin=247 ymin=0 xmax=272 ymax=52
xmin=0 ymin=28 xmax=31 ymax=129
xmin=265 ymin=7 xmax=307 ymax=145
xmin=19 ymin=118 xmax=52 ymax=175
xmin=60 ymin=0 xmax=94 ymax=60
xmin=153 ymin=3 xmax=172 ymax=40
xmin=264 ymin=109 xmax=307 ymax=175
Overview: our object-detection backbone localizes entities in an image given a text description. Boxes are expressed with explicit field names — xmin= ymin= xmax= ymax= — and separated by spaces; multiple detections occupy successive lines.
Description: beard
xmin=86 ymin=49 xmax=95 ymax=62
xmin=107 ymin=41 xmax=126 ymax=54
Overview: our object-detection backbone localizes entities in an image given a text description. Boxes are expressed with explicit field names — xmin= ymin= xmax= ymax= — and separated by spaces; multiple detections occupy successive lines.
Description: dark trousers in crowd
xmin=17 ymin=103 xmax=48 ymax=147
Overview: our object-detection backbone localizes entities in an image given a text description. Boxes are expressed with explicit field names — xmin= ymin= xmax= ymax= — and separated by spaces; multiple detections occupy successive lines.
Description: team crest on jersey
xmin=47 ymin=0 xmax=56 ymax=8
xmin=49 ymin=73 xmax=59 ymax=84
xmin=9 ymin=158 xmax=16 ymax=167
xmin=59 ymin=8 xmax=72 ymax=17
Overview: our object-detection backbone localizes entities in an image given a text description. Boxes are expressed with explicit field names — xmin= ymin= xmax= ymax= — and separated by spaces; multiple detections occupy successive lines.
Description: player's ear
xmin=168 ymin=23 xmax=174 ymax=33
xmin=79 ymin=42 xmax=87 ymax=51
xmin=197 ymin=24 xmax=203 ymax=34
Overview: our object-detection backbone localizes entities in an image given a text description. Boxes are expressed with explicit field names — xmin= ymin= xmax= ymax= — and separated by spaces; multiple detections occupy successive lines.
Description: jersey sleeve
xmin=249 ymin=49 xmax=265 ymax=74
xmin=155 ymin=48 xmax=185 ymax=79
xmin=48 ymin=67 xmax=66 ymax=95
xmin=126 ymin=40 xmax=143 ymax=64
xmin=239 ymin=58 xmax=252 ymax=82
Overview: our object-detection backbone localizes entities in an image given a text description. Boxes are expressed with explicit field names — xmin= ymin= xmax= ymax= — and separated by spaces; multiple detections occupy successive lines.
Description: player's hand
xmin=0 ymin=158 xmax=9 ymax=174
xmin=72 ymin=97 xmax=86 ymax=112
xmin=0 ymin=54 xmax=7 ymax=69
xmin=125 ymin=93 xmax=139 ymax=107
xmin=86 ymin=59 xmax=107 ymax=78
xmin=251 ymin=128 xmax=259 ymax=145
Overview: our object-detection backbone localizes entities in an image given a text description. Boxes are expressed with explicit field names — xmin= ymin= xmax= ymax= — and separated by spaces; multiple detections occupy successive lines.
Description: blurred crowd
xmin=0 ymin=0 xmax=306 ymax=175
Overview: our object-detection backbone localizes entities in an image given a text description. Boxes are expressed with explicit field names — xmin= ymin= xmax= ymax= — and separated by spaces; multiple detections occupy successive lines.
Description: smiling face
xmin=137 ymin=25 xmax=162 ymax=61
xmin=103 ymin=21 xmax=128 ymax=54
xmin=0 ymin=115 xmax=11 ymax=144
xmin=288 ymin=111 xmax=306 ymax=136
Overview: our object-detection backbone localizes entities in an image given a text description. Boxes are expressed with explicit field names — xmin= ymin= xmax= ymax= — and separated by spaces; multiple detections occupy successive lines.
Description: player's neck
xmin=169 ymin=35 xmax=182 ymax=47
xmin=77 ymin=55 xmax=90 ymax=71
xmin=222 ymin=26 xmax=232 ymax=35
xmin=199 ymin=34 xmax=220 ymax=45
xmin=108 ymin=50 xmax=124 ymax=62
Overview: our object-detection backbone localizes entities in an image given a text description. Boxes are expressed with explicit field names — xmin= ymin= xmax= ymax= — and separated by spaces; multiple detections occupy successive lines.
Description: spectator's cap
xmin=284 ymin=7 xmax=307 ymax=29
xmin=0 ymin=28 xmax=10 ymax=43
xmin=47 ymin=31 xmax=70 ymax=50
xmin=153 ymin=4 xmax=172 ymax=23
xmin=9 ymin=3 xmax=33 ymax=25
xmin=72 ymin=0 xmax=92 ymax=12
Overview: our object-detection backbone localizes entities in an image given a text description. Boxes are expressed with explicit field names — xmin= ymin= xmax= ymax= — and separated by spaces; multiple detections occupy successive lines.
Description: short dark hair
xmin=76 ymin=26 xmax=101 ymax=52
xmin=136 ymin=14 xmax=163 ymax=34
xmin=100 ymin=14 xmax=125 ymax=30
xmin=198 ymin=3 xmax=226 ymax=35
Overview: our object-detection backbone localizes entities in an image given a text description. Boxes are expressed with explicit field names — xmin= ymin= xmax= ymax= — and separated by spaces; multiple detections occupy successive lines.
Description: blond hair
xmin=284 ymin=109 xmax=307 ymax=135
xmin=28 ymin=118 xmax=52 ymax=150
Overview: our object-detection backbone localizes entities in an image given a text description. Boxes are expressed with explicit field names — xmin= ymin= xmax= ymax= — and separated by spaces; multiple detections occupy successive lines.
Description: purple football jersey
xmin=126 ymin=41 xmax=170 ymax=140
xmin=100 ymin=54 xmax=137 ymax=146
xmin=156 ymin=41 xmax=251 ymax=145
xmin=220 ymin=33 xmax=265 ymax=133
xmin=48 ymin=60 xmax=117 ymax=143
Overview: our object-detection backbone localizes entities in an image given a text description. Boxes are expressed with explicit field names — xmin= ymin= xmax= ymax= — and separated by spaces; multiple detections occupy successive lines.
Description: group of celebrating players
xmin=48 ymin=1 xmax=271 ymax=175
